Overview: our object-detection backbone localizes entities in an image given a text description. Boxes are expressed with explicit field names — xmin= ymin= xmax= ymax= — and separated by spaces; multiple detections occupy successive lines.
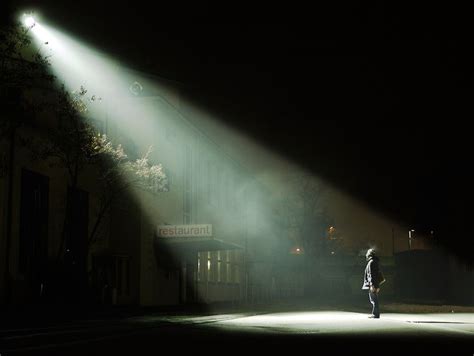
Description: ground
xmin=1 ymin=303 xmax=473 ymax=354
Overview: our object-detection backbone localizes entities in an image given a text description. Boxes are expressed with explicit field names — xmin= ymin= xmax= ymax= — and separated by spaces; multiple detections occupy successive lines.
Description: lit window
xmin=217 ymin=251 xmax=222 ymax=283
xmin=226 ymin=250 xmax=231 ymax=283
xmin=233 ymin=250 xmax=240 ymax=283
xmin=197 ymin=252 xmax=201 ymax=282
xmin=207 ymin=251 xmax=212 ymax=282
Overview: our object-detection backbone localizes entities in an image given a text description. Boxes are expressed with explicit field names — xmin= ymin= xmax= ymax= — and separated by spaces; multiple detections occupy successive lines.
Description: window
xmin=223 ymin=172 xmax=232 ymax=208
xmin=466 ymin=261 xmax=473 ymax=273
xmin=233 ymin=250 xmax=240 ymax=283
xmin=217 ymin=251 xmax=222 ymax=283
xmin=207 ymin=252 xmax=212 ymax=282
xmin=165 ymin=270 xmax=178 ymax=280
xmin=233 ymin=172 xmax=243 ymax=212
xmin=226 ymin=250 xmax=232 ymax=283
xmin=210 ymin=162 xmax=218 ymax=207
xmin=183 ymin=145 xmax=192 ymax=223
xmin=197 ymin=252 xmax=201 ymax=282
xmin=211 ymin=251 xmax=218 ymax=282
xmin=19 ymin=169 xmax=49 ymax=276
xmin=198 ymin=154 xmax=204 ymax=199
xmin=114 ymin=255 xmax=130 ymax=296
xmin=229 ymin=174 xmax=235 ymax=210
xmin=235 ymin=264 xmax=240 ymax=284
xmin=216 ymin=167 xmax=221 ymax=207
xmin=206 ymin=160 xmax=212 ymax=205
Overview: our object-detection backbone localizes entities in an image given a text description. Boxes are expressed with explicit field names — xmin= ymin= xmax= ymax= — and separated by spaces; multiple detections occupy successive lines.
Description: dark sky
xmin=3 ymin=1 xmax=474 ymax=259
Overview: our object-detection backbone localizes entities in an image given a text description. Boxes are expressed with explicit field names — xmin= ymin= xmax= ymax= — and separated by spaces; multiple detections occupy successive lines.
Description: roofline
xmin=122 ymin=65 xmax=189 ymax=89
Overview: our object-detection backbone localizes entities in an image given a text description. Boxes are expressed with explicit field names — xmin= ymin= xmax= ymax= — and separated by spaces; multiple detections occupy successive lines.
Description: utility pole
xmin=392 ymin=227 xmax=395 ymax=255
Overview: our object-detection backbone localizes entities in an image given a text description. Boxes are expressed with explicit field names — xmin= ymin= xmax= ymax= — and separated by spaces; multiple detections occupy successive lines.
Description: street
xmin=1 ymin=309 xmax=473 ymax=354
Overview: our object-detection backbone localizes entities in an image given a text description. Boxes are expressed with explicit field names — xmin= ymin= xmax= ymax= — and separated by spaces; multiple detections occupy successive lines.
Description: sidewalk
xmin=382 ymin=302 xmax=474 ymax=314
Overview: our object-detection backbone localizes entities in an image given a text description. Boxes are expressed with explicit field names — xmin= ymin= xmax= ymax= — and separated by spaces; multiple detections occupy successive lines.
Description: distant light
xmin=410 ymin=229 xmax=415 ymax=232
xmin=22 ymin=15 xmax=36 ymax=28
xmin=291 ymin=246 xmax=303 ymax=255
xmin=331 ymin=251 xmax=335 ymax=255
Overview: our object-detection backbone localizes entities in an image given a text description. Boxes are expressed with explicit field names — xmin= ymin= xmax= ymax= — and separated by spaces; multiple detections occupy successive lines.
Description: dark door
xmin=65 ymin=187 xmax=89 ymax=301
xmin=185 ymin=261 xmax=196 ymax=303
xmin=19 ymin=169 xmax=49 ymax=302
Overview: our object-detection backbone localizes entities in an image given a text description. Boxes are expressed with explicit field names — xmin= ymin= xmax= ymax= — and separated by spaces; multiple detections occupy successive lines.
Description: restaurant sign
xmin=157 ymin=224 xmax=212 ymax=238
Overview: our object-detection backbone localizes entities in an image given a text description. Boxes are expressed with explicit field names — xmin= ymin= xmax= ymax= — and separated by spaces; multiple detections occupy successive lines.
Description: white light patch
xmin=220 ymin=311 xmax=364 ymax=325
xmin=23 ymin=15 xmax=36 ymax=28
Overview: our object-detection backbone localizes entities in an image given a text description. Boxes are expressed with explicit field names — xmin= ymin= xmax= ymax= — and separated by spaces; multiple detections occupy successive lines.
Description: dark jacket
xmin=362 ymin=256 xmax=381 ymax=290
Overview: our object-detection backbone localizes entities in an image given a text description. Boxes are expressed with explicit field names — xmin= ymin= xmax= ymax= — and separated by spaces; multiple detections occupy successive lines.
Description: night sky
xmin=3 ymin=1 xmax=473 ymax=259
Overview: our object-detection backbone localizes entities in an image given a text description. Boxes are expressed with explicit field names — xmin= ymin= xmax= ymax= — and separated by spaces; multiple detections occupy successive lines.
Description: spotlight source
xmin=22 ymin=14 xmax=36 ymax=28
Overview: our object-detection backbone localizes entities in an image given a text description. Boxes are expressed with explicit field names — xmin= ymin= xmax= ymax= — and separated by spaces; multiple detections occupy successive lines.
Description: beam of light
xmin=22 ymin=14 xmax=463 ymax=310
xmin=24 ymin=16 xmax=259 ymax=306
xmin=27 ymin=22 xmax=128 ymax=101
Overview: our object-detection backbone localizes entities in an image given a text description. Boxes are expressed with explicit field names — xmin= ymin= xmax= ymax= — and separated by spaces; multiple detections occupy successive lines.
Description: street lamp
xmin=22 ymin=14 xmax=36 ymax=28
xmin=408 ymin=229 xmax=415 ymax=250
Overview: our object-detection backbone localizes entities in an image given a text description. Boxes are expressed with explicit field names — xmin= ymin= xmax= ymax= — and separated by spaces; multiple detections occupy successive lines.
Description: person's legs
xmin=368 ymin=291 xmax=380 ymax=318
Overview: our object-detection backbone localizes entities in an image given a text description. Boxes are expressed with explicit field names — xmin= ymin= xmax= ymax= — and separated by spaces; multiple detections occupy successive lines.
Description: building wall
xmin=107 ymin=90 xmax=252 ymax=306
xmin=120 ymin=84 xmax=281 ymax=306
xmin=0 ymin=122 xmax=109 ymax=303
xmin=0 ymin=71 xmax=278 ymax=307
xmin=0 ymin=141 xmax=8 ymax=302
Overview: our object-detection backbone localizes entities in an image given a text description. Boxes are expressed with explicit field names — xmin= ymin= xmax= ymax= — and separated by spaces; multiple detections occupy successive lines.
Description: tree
xmin=1 ymin=20 xmax=168 ymax=303
xmin=277 ymin=171 xmax=332 ymax=258
xmin=1 ymin=18 xmax=54 ymax=138
xmin=87 ymin=134 xmax=168 ymax=250
xmin=275 ymin=171 xmax=338 ymax=298
xmin=0 ymin=19 xmax=54 ymax=303
xmin=25 ymin=85 xmax=167 ymax=302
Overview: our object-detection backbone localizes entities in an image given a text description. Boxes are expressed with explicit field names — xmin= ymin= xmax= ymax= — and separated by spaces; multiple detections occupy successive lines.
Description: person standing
xmin=362 ymin=248 xmax=382 ymax=318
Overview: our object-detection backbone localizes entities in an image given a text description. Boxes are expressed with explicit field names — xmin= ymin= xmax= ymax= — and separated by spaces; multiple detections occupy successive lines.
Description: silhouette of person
xmin=362 ymin=248 xmax=382 ymax=318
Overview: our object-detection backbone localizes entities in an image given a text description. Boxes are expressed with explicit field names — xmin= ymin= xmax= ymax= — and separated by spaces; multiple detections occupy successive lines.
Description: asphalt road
xmin=1 ymin=310 xmax=473 ymax=354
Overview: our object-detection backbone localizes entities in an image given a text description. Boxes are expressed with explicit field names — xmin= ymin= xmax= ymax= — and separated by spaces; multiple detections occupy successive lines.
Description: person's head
xmin=366 ymin=248 xmax=376 ymax=261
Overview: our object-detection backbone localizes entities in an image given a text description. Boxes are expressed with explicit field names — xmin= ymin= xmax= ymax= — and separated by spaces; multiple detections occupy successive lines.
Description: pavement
xmin=1 ymin=301 xmax=473 ymax=355
xmin=2 ymin=299 xmax=474 ymax=326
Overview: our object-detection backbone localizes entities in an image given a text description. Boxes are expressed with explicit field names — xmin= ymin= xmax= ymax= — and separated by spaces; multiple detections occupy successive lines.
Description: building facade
xmin=0 ymin=68 xmax=279 ymax=307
